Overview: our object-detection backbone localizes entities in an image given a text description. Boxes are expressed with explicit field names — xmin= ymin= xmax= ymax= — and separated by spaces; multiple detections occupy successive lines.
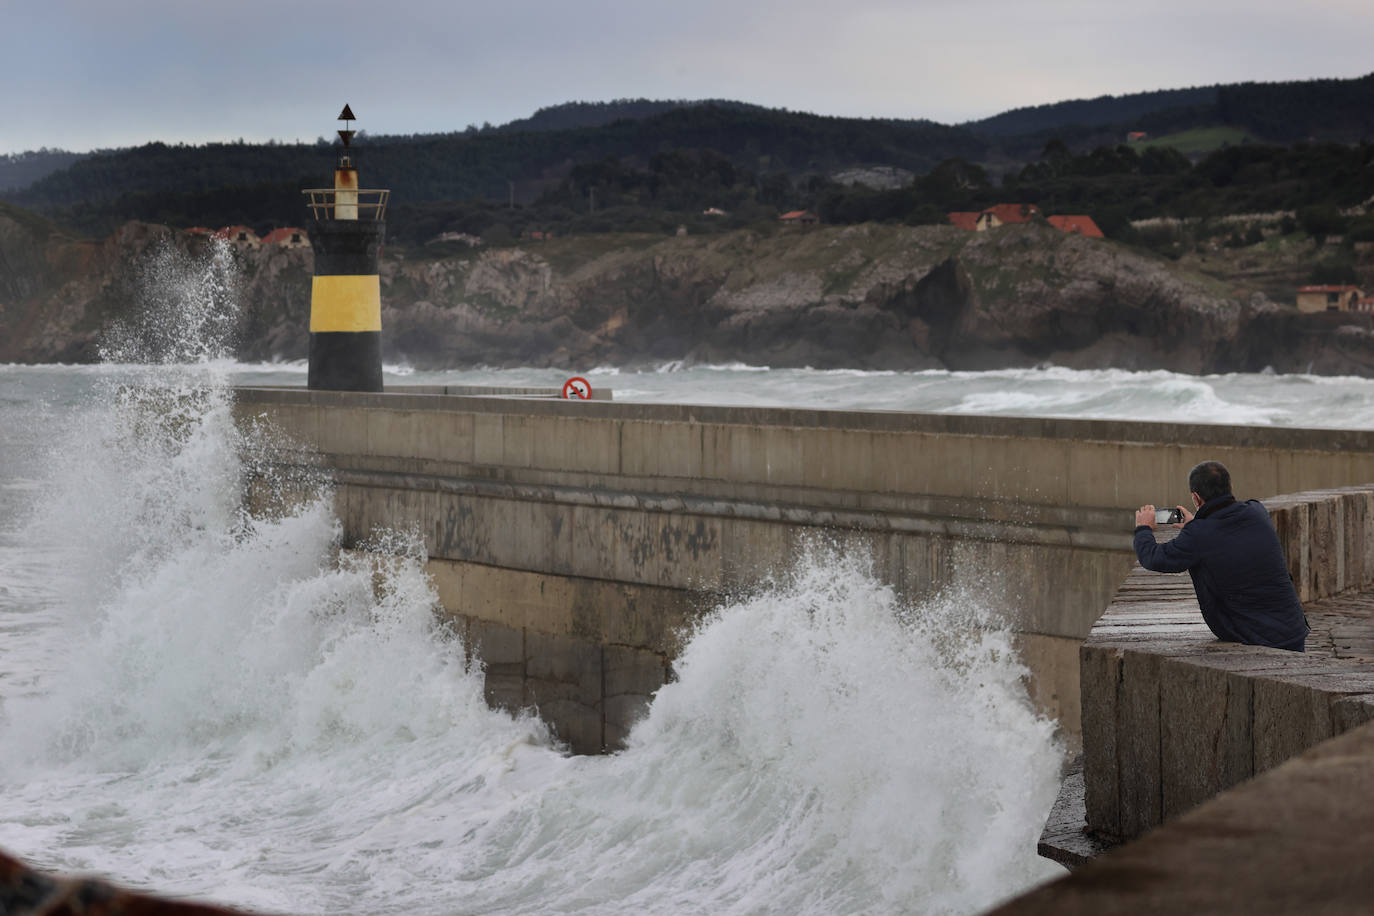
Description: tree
xmin=1297 ymin=204 xmax=1348 ymax=245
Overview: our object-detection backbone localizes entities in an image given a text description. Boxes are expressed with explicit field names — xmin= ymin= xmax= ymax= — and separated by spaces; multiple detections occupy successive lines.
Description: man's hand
xmin=1135 ymin=505 xmax=1156 ymax=529
xmin=1175 ymin=505 xmax=1194 ymax=527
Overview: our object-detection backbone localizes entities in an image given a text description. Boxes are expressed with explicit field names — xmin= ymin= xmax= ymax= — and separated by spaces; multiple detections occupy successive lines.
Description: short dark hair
xmin=1189 ymin=461 xmax=1232 ymax=503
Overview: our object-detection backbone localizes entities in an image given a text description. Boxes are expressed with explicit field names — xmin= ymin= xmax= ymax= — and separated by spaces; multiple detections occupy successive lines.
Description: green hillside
xmin=1136 ymin=126 xmax=1256 ymax=155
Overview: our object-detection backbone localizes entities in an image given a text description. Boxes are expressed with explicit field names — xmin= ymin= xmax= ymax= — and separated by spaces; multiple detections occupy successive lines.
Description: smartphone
xmin=1154 ymin=507 xmax=1183 ymax=525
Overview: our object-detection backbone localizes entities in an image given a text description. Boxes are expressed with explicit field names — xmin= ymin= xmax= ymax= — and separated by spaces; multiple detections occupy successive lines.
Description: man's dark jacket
xmin=1133 ymin=494 xmax=1307 ymax=651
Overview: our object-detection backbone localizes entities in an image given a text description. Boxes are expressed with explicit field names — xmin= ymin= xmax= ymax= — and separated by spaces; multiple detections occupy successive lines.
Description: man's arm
xmin=1133 ymin=522 xmax=1201 ymax=573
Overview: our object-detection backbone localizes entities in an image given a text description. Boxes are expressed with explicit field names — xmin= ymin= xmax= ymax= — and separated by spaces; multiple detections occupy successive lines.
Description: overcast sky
xmin=2 ymin=0 xmax=1370 ymax=155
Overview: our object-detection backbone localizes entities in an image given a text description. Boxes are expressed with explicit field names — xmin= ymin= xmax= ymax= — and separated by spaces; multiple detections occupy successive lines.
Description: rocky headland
xmin=3 ymin=209 xmax=1373 ymax=375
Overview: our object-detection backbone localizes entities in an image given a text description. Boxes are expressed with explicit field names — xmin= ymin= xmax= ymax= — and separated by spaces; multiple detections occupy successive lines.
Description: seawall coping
xmin=233 ymin=386 xmax=1374 ymax=451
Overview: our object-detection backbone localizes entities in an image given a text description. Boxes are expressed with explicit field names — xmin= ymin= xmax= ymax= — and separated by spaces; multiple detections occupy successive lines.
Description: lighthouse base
xmin=308 ymin=332 xmax=383 ymax=392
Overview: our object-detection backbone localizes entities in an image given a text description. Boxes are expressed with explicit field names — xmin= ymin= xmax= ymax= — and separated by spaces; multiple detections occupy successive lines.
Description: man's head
xmin=1188 ymin=460 xmax=1232 ymax=505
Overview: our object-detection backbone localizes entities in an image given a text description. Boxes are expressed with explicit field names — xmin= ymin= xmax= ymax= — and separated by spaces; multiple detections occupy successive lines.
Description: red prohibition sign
xmin=562 ymin=376 xmax=592 ymax=400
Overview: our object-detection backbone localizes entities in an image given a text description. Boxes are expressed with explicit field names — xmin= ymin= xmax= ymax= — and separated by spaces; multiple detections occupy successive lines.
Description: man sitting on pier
xmin=1134 ymin=460 xmax=1308 ymax=652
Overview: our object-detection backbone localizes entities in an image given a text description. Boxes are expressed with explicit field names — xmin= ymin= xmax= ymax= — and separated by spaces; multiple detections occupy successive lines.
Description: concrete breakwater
xmin=233 ymin=387 xmax=1374 ymax=753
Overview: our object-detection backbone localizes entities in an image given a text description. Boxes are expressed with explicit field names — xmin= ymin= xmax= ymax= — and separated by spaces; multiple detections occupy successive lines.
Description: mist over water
xmin=0 ymin=244 xmax=1068 ymax=913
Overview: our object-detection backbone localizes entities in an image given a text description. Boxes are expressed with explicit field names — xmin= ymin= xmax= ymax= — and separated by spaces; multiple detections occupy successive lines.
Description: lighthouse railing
xmin=302 ymin=188 xmax=390 ymax=221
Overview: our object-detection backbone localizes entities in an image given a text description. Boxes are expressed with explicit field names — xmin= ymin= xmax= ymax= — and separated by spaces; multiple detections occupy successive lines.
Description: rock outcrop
xmin=4 ymin=212 xmax=1374 ymax=375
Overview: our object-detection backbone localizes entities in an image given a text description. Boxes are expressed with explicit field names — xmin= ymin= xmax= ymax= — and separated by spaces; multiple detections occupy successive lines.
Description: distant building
xmin=1358 ymin=297 xmax=1374 ymax=313
xmin=1127 ymin=131 xmax=1149 ymax=143
xmin=1296 ymin=284 xmax=1364 ymax=313
xmin=184 ymin=226 xmax=212 ymax=236
xmin=978 ymin=203 xmax=1042 ymax=229
xmin=214 ymin=225 xmax=261 ymax=248
xmin=779 ymin=210 xmax=819 ymax=226
xmin=521 ymin=230 xmax=554 ymax=241
xmin=702 ymin=207 xmax=728 ymax=217
xmin=947 ymin=212 xmax=980 ymax=231
xmin=1047 ymin=215 xmax=1105 ymax=238
xmin=948 ymin=206 xmax=1103 ymax=238
xmin=261 ymin=227 xmax=309 ymax=249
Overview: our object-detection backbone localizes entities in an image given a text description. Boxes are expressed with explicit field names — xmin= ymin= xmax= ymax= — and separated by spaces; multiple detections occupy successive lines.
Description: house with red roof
xmin=947 ymin=204 xmax=1041 ymax=232
xmin=977 ymin=203 xmax=1042 ymax=230
xmin=1297 ymin=285 xmax=1364 ymax=313
xmin=779 ymin=210 xmax=819 ymax=226
xmin=214 ymin=226 xmax=261 ymax=249
xmin=1047 ymin=215 xmax=1104 ymax=238
xmin=261 ymin=227 xmax=309 ymax=249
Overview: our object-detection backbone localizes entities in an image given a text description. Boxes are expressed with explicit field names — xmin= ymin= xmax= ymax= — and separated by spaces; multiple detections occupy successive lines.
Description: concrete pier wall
xmin=232 ymin=387 xmax=1374 ymax=752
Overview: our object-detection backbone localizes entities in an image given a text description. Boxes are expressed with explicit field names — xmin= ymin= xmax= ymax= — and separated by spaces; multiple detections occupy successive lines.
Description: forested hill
xmin=973 ymin=74 xmax=1374 ymax=145
xmin=4 ymin=72 xmax=1372 ymax=242
xmin=0 ymin=149 xmax=87 ymax=192
xmin=965 ymin=86 xmax=1221 ymax=137
xmin=491 ymin=99 xmax=766 ymax=133
xmin=4 ymin=105 xmax=985 ymax=233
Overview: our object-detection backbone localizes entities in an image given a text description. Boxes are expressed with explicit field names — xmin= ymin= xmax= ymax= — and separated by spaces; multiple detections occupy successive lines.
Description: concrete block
xmin=1332 ymin=693 xmax=1374 ymax=734
xmin=603 ymin=694 xmax=652 ymax=751
xmin=388 ymin=409 xmax=471 ymax=465
xmin=530 ymin=415 xmax=621 ymax=475
xmin=526 ymin=631 xmax=603 ymax=754
xmin=1014 ymin=633 xmax=1083 ymax=742
xmin=431 ymin=491 xmax=497 ymax=564
xmin=1080 ymin=644 xmax=1122 ymax=840
xmin=1252 ymin=675 xmax=1334 ymax=774
xmin=468 ymin=618 xmax=524 ymax=712
xmin=365 ymin=408 xmax=415 ymax=459
xmin=1308 ymin=496 xmax=1342 ymax=600
xmin=799 ymin=427 xmax=874 ymax=491
xmin=1117 ymin=649 xmax=1163 ymax=840
xmin=469 ymin=618 xmax=523 ymax=669
xmin=621 ymin=420 xmax=703 ymax=479
xmin=603 ymin=644 xmax=668 ymax=697
xmin=602 ymin=644 xmax=668 ymax=749
xmin=1269 ymin=502 xmax=1311 ymax=604
xmin=760 ymin=426 xmax=805 ymax=486
xmin=472 ymin=413 xmax=504 ymax=465
xmin=1363 ymin=491 xmax=1374 ymax=589
xmin=902 ymin=433 xmax=974 ymax=499
xmin=718 ymin=517 xmax=791 ymax=592
xmin=1159 ymin=657 xmax=1253 ymax=820
xmin=317 ymin=405 xmax=371 ymax=457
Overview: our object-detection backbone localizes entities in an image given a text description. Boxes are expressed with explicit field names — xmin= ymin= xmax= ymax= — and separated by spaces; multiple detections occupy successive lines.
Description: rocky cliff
xmin=4 ymin=211 xmax=1374 ymax=375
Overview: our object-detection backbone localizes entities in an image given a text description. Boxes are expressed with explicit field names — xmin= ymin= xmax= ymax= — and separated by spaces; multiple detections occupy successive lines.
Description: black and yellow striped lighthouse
xmin=303 ymin=104 xmax=389 ymax=391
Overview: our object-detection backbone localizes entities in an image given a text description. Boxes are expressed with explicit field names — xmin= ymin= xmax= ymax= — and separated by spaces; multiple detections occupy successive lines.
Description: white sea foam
xmin=0 ymin=244 xmax=1067 ymax=914
xmin=0 ymin=372 xmax=1064 ymax=914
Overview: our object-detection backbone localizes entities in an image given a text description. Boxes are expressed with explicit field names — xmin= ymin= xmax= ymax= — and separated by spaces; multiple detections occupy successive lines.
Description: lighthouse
xmin=303 ymin=104 xmax=389 ymax=391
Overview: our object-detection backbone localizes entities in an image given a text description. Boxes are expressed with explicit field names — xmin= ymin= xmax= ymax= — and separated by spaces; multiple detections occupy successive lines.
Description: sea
xmin=4 ymin=244 xmax=1374 ymax=915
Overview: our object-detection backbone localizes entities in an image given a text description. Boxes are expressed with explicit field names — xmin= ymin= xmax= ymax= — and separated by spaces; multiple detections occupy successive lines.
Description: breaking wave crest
xmin=0 ymin=241 xmax=1063 ymax=914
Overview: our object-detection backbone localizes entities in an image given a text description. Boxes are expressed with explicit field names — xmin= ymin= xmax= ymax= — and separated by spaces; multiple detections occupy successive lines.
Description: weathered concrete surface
xmin=234 ymin=388 xmax=1374 ymax=751
xmin=1073 ymin=487 xmax=1374 ymax=851
xmin=1036 ymin=758 xmax=1117 ymax=869
xmin=990 ymin=719 xmax=1374 ymax=916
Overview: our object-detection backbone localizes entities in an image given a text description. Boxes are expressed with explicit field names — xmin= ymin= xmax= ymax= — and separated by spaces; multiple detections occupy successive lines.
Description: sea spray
xmin=2 ymin=402 xmax=1064 ymax=914
xmin=0 ymin=240 xmax=1064 ymax=913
